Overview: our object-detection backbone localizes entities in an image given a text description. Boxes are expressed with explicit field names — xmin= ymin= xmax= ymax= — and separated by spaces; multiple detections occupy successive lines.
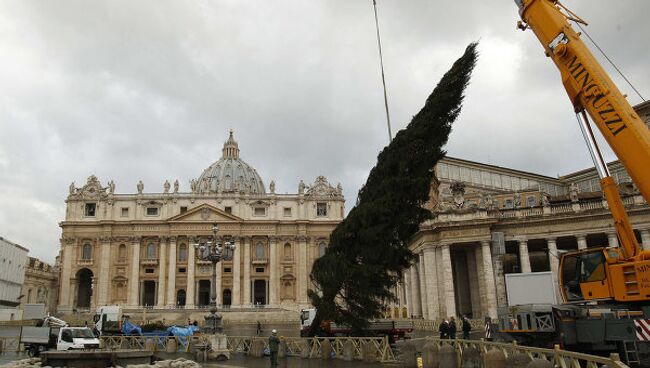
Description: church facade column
xmin=607 ymin=232 xmax=620 ymax=248
xmin=422 ymin=247 xmax=439 ymax=320
xmin=58 ymin=239 xmax=74 ymax=312
xmin=441 ymin=245 xmax=456 ymax=318
xmin=97 ymin=237 xmax=112 ymax=306
xmin=243 ymin=237 xmax=252 ymax=306
xmin=166 ymin=237 xmax=177 ymax=307
xmin=576 ymin=235 xmax=588 ymax=250
xmin=156 ymin=238 xmax=167 ymax=307
xmin=232 ymin=237 xmax=241 ymax=307
xmin=518 ymin=238 xmax=532 ymax=273
xmin=186 ymin=238 xmax=196 ymax=308
xmin=409 ymin=264 xmax=422 ymax=318
xmin=641 ymin=229 xmax=650 ymax=251
xmin=127 ymin=237 xmax=141 ymax=307
xmin=417 ymin=252 xmax=429 ymax=319
xmin=269 ymin=236 xmax=278 ymax=306
xmin=297 ymin=236 xmax=308 ymax=304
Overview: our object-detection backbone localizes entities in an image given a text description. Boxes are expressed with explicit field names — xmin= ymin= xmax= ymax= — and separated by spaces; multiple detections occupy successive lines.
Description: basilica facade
xmin=57 ymin=132 xmax=344 ymax=313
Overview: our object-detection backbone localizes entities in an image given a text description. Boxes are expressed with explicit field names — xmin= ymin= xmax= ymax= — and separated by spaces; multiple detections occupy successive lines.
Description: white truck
xmin=20 ymin=315 xmax=100 ymax=356
xmin=93 ymin=305 xmax=123 ymax=336
xmin=300 ymin=308 xmax=413 ymax=340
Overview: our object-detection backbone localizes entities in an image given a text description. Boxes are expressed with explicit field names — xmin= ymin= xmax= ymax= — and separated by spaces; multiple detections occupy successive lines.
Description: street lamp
xmin=193 ymin=223 xmax=235 ymax=334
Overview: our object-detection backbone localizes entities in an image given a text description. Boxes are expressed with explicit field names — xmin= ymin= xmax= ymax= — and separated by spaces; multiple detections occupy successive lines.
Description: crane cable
xmin=372 ymin=0 xmax=393 ymax=142
xmin=574 ymin=21 xmax=646 ymax=102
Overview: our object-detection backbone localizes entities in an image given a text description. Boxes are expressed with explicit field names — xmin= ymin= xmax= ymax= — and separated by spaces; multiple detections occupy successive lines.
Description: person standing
xmin=449 ymin=317 xmax=457 ymax=339
xmin=268 ymin=329 xmax=280 ymax=367
xmin=438 ymin=319 xmax=449 ymax=339
xmin=462 ymin=315 xmax=472 ymax=340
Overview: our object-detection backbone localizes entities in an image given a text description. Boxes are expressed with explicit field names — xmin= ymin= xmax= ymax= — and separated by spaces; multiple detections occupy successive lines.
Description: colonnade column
xmin=269 ymin=236 xmax=278 ymax=306
xmin=416 ymin=252 xmax=428 ymax=319
xmin=297 ymin=236 xmax=308 ymax=304
xmin=232 ymin=237 xmax=241 ymax=307
xmin=97 ymin=237 xmax=111 ymax=306
xmin=58 ymin=240 xmax=73 ymax=311
xmin=518 ymin=238 xmax=532 ymax=273
xmin=480 ymin=240 xmax=498 ymax=319
xmin=186 ymin=238 xmax=196 ymax=309
xmin=607 ymin=232 xmax=620 ymax=248
xmin=441 ymin=245 xmax=456 ymax=318
xmin=166 ymin=237 xmax=177 ymax=307
xmin=404 ymin=271 xmax=412 ymax=318
xmin=409 ymin=265 xmax=421 ymax=318
xmin=157 ymin=238 xmax=167 ymax=307
xmin=576 ymin=235 xmax=588 ymax=250
xmin=546 ymin=237 xmax=562 ymax=302
xmin=243 ymin=237 xmax=251 ymax=306
xmin=127 ymin=237 xmax=141 ymax=307
xmin=422 ymin=247 xmax=439 ymax=320
xmin=641 ymin=230 xmax=650 ymax=251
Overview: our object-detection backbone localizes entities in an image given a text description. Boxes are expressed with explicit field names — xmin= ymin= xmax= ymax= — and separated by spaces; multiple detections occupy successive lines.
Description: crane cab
xmin=560 ymin=247 xmax=650 ymax=303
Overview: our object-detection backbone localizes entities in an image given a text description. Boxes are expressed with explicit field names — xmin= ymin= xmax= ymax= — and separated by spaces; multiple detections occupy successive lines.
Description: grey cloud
xmin=0 ymin=0 xmax=648 ymax=261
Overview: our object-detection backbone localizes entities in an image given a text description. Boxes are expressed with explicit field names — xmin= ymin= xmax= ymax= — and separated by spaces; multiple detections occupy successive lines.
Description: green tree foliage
xmin=308 ymin=43 xmax=478 ymax=335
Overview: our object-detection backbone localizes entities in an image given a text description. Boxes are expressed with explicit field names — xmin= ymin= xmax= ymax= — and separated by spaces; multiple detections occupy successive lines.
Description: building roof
xmin=0 ymin=236 xmax=29 ymax=252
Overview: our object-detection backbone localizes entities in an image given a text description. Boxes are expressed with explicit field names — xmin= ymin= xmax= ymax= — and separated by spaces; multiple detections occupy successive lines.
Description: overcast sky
xmin=1 ymin=0 xmax=648 ymax=263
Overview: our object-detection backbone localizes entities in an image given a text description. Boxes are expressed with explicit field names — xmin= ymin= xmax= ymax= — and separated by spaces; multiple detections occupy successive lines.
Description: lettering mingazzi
xmin=565 ymin=55 xmax=627 ymax=136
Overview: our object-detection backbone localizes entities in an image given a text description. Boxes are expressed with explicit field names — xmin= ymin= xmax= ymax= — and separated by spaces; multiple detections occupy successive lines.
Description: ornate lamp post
xmin=194 ymin=224 xmax=235 ymax=334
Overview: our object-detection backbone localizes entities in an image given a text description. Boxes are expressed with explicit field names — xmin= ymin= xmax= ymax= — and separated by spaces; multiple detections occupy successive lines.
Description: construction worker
xmin=268 ymin=329 xmax=280 ymax=367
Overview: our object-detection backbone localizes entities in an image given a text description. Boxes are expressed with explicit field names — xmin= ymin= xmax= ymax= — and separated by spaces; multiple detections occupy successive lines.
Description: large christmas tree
xmin=308 ymin=43 xmax=478 ymax=334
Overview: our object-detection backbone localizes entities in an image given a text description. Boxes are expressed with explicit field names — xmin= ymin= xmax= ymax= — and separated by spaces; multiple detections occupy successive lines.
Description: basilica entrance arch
xmin=76 ymin=268 xmax=93 ymax=309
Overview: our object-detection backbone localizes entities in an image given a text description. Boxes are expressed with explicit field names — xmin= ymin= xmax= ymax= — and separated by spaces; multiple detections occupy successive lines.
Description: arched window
xmin=178 ymin=244 xmax=188 ymax=262
xmin=82 ymin=244 xmax=92 ymax=260
xmin=27 ymin=289 xmax=32 ymax=303
xmin=318 ymin=242 xmax=326 ymax=257
xmin=283 ymin=243 xmax=292 ymax=260
xmin=255 ymin=242 xmax=265 ymax=260
xmin=176 ymin=289 xmax=186 ymax=306
xmin=118 ymin=244 xmax=127 ymax=260
xmin=224 ymin=175 xmax=232 ymax=191
xmin=146 ymin=243 xmax=156 ymax=259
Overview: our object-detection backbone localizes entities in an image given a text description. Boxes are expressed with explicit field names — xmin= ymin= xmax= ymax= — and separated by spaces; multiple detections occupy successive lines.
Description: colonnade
xmin=405 ymin=228 xmax=650 ymax=322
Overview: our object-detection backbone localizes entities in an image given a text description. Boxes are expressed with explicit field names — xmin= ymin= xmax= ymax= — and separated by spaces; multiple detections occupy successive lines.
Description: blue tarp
xmin=121 ymin=319 xmax=143 ymax=335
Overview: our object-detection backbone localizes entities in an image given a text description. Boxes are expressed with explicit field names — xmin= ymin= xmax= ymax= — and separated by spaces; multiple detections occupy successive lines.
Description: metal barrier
xmin=408 ymin=337 xmax=629 ymax=368
xmin=0 ymin=337 xmax=20 ymax=353
xmin=99 ymin=335 xmax=396 ymax=362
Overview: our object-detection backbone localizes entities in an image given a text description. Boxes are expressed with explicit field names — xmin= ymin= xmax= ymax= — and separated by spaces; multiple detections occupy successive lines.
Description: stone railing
xmin=99 ymin=335 xmax=395 ymax=362
xmin=400 ymin=337 xmax=629 ymax=368
xmin=432 ymin=194 xmax=646 ymax=224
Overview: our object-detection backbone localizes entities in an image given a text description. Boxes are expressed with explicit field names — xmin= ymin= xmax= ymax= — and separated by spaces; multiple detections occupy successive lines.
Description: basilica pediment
xmin=167 ymin=204 xmax=242 ymax=223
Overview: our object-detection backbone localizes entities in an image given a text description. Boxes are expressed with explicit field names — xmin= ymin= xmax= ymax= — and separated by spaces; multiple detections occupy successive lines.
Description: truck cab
xmin=93 ymin=305 xmax=123 ymax=336
xmin=56 ymin=327 xmax=100 ymax=351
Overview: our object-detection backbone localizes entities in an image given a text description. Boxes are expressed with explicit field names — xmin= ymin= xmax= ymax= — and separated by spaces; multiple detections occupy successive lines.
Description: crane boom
xmin=516 ymin=0 xmax=650 ymax=262
xmin=516 ymin=0 xmax=650 ymax=305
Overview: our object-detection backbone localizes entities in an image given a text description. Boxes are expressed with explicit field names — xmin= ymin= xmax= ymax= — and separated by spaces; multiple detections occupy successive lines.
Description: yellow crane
xmin=516 ymin=0 xmax=650 ymax=304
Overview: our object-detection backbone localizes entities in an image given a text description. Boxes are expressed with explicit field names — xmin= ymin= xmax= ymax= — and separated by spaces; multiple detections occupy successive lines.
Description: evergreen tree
xmin=308 ymin=43 xmax=478 ymax=335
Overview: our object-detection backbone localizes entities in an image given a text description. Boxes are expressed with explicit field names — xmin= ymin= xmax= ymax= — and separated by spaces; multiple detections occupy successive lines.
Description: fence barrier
xmin=406 ymin=337 xmax=629 ymax=368
xmin=99 ymin=335 xmax=395 ymax=362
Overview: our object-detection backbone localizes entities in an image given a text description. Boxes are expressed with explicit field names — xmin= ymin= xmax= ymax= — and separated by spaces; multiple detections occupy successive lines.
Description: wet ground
xmin=0 ymin=352 xmax=391 ymax=367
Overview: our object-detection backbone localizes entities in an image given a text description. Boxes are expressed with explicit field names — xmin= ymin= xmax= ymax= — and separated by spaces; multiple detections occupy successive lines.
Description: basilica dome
xmin=194 ymin=131 xmax=266 ymax=194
